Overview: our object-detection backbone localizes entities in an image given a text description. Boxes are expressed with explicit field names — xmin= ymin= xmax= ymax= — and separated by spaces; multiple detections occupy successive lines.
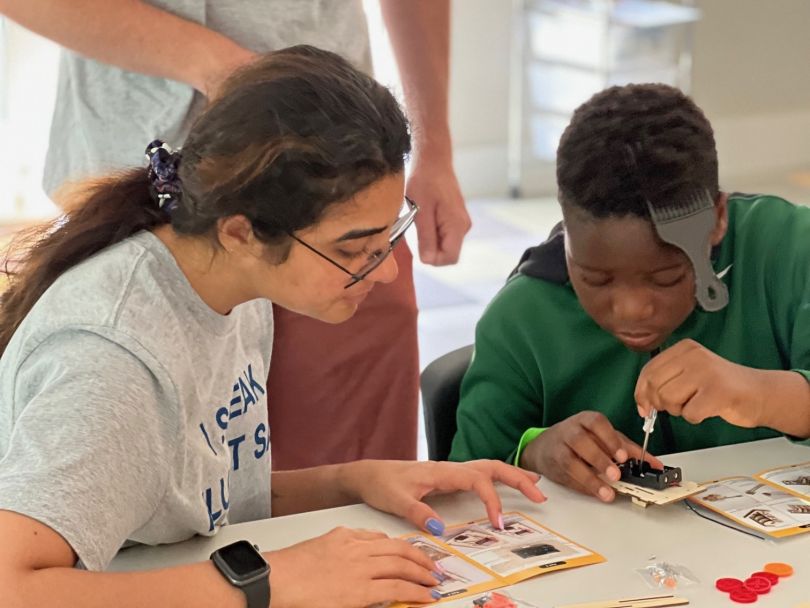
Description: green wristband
xmin=514 ymin=427 xmax=547 ymax=467
xmin=788 ymin=370 xmax=810 ymax=445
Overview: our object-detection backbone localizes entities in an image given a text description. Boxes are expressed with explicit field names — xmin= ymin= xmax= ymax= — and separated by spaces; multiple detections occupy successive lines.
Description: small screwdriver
xmin=638 ymin=410 xmax=657 ymax=476
xmin=638 ymin=347 xmax=661 ymax=475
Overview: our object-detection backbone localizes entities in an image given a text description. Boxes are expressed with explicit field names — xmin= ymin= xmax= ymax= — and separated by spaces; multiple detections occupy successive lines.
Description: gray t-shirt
xmin=0 ymin=231 xmax=274 ymax=571
xmin=44 ymin=0 xmax=371 ymax=194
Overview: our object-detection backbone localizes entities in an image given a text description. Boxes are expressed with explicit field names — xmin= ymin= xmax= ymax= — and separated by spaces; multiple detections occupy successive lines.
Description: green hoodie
xmin=450 ymin=195 xmax=810 ymax=463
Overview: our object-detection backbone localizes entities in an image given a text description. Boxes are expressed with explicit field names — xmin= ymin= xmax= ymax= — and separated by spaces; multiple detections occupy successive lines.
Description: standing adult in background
xmin=0 ymin=0 xmax=471 ymax=468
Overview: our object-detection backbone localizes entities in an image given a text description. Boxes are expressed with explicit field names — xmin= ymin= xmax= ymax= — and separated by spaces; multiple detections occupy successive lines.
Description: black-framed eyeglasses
xmin=289 ymin=196 xmax=419 ymax=288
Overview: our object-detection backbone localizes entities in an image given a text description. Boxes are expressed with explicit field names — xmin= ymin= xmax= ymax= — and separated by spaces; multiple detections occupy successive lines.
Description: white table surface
xmin=110 ymin=438 xmax=810 ymax=607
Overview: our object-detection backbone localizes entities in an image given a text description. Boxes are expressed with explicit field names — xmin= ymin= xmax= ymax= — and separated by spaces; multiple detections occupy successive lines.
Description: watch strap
xmin=243 ymin=573 xmax=270 ymax=608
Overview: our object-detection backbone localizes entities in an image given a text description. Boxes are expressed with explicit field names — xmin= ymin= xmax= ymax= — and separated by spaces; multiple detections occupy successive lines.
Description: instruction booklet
xmin=688 ymin=461 xmax=810 ymax=538
xmin=391 ymin=512 xmax=605 ymax=607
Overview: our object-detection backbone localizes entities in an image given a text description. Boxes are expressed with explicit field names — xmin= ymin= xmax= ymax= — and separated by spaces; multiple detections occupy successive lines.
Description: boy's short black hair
xmin=556 ymin=83 xmax=718 ymax=218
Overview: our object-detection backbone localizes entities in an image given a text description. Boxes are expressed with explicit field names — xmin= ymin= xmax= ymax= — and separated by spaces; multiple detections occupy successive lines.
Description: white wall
xmin=449 ymin=0 xmax=515 ymax=196
xmin=692 ymin=0 xmax=810 ymax=117
xmin=0 ymin=21 xmax=59 ymax=219
xmin=691 ymin=0 xmax=810 ymax=185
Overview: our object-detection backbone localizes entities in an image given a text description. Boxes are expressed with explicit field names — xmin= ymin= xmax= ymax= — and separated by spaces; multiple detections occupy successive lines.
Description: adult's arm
xmin=0 ymin=0 xmax=254 ymax=95
xmin=380 ymin=0 xmax=470 ymax=266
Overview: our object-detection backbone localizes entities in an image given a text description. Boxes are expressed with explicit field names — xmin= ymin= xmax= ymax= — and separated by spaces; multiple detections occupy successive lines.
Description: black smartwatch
xmin=210 ymin=540 xmax=271 ymax=608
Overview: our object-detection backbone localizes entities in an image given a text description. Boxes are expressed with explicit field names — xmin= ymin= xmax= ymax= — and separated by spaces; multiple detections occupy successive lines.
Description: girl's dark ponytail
xmin=0 ymin=168 xmax=167 ymax=355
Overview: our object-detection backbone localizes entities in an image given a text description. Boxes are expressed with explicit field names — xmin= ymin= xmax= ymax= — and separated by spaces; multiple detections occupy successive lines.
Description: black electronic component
xmin=618 ymin=459 xmax=682 ymax=491
xmin=510 ymin=543 xmax=559 ymax=559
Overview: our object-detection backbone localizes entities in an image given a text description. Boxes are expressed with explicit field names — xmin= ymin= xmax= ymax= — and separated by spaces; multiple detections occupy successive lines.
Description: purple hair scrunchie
xmin=145 ymin=139 xmax=183 ymax=214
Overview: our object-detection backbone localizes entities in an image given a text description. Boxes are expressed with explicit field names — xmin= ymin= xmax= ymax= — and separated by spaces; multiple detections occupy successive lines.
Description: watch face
xmin=217 ymin=540 xmax=268 ymax=579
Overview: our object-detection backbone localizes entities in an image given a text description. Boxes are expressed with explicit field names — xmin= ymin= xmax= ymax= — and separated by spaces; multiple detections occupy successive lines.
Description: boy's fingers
xmin=680 ymin=393 xmax=714 ymax=425
xmin=581 ymin=414 xmax=625 ymax=460
xmin=568 ymin=433 xmax=621 ymax=481
xmin=623 ymin=439 xmax=665 ymax=469
xmin=566 ymin=457 xmax=616 ymax=502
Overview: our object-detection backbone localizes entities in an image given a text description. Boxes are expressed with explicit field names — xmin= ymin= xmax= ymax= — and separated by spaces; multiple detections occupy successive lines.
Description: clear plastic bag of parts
xmin=636 ymin=560 xmax=699 ymax=590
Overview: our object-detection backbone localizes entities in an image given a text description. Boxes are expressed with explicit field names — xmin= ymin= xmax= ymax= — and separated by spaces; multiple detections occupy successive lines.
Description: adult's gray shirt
xmin=44 ymin=0 xmax=371 ymax=194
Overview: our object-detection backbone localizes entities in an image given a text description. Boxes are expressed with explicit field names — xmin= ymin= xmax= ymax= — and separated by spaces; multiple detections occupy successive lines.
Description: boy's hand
xmin=519 ymin=412 xmax=663 ymax=502
xmin=634 ymin=339 xmax=768 ymax=428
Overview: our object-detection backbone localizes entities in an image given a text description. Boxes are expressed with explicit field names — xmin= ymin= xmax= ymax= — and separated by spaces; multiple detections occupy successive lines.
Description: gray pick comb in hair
xmin=645 ymin=188 xmax=729 ymax=312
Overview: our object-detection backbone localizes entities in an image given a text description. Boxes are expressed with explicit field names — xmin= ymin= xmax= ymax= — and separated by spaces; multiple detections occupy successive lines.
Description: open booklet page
xmin=756 ymin=461 xmax=810 ymax=499
xmin=391 ymin=512 xmax=605 ymax=607
xmin=688 ymin=461 xmax=810 ymax=538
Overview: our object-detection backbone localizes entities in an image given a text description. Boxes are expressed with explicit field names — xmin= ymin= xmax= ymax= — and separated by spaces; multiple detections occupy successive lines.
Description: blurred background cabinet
xmin=509 ymin=0 xmax=700 ymax=197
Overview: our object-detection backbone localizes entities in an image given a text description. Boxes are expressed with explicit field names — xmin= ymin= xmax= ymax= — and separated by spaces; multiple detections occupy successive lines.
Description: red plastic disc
xmin=750 ymin=571 xmax=778 ymax=585
xmin=730 ymin=588 xmax=759 ymax=603
xmin=744 ymin=577 xmax=772 ymax=594
xmin=716 ymin=577 xmax=745 ymax=592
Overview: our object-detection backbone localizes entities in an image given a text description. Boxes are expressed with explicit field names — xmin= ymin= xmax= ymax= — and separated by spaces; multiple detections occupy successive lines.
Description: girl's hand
xmin=266 ymin=527 xmax=440 ymax=607
xmin=520 ymin=411 xmax=663 ymax=502
xmin=340 ymin=460 xmax=546 ymax=535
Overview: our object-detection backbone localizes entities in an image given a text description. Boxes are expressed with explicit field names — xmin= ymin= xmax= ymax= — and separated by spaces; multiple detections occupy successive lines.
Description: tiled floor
xmin=413 ymin=170 xmax=810 ymax=459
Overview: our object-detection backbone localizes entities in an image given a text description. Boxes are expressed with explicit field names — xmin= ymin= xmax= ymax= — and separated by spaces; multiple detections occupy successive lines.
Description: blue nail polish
xmin=431 ymin=590 xmax=442 ymax=600
xmin=425 ymin=518 xmax=445 ymax=536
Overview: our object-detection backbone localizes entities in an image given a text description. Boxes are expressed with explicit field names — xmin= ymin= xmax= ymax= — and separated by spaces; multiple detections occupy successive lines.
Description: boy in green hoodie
xmin=450 ymin=83 xmax=810 ymax=503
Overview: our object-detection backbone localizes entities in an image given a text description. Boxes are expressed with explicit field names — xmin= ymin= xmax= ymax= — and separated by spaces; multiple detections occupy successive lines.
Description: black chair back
xmin=420 ymin=345 xmax=474 ymax=461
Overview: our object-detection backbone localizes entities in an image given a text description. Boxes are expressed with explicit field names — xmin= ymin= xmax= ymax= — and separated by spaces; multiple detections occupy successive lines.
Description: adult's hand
xmin=407 ymin=155 xmax=470 ymax=266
